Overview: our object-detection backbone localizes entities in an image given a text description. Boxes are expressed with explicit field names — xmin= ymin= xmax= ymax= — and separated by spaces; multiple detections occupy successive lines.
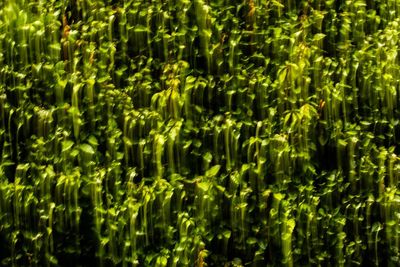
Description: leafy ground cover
xmin=0 ymin=0 xmax=400 ymax=266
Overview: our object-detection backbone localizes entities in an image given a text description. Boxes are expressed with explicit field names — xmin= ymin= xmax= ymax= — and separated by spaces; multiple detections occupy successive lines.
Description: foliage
xmin=0 ymin=0 xmax=400 ymax=266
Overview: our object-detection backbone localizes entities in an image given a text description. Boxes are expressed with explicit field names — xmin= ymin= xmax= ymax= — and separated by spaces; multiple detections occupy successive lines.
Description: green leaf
xmin=88 ymin=135 xmax=98 ymax=146
xmin=203 ymin=152 xmax=213 ymax=163
xmin=313 ymin=33 xmax=326 ymax=41
xmin=197 ymin=182 xmax=210 ymax=192
xmin=62 ymin=140 xmax=74 ymax=152
xmin=80 ymin=144 xmax=95 ymax=155
xmin=205 ymin=165 xmax=221 ymax=177
xmin=246 ymin=237 xmax=257 ymax=245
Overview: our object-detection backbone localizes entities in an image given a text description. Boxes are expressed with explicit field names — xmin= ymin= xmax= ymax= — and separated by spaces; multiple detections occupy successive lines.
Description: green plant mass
xmin=1 ymin=0 xmax=400 ymax=266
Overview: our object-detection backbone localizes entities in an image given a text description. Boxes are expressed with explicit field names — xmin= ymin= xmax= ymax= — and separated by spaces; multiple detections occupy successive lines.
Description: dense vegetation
xmin=0 ymin=0 xmax=400 ymax=266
